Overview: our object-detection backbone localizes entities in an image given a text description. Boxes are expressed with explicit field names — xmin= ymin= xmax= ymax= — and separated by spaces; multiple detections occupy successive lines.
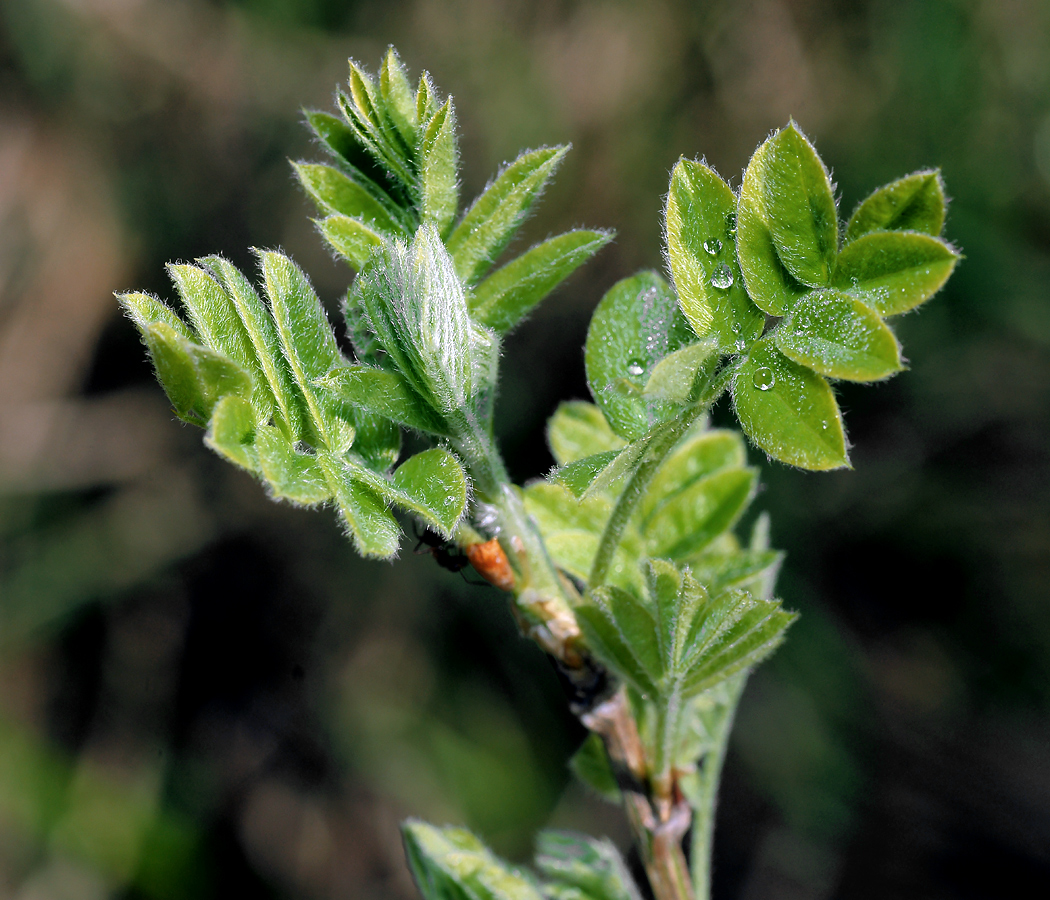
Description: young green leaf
xmin=687 ymin=547 xmax=784 ymax=594
xmin=343 ymin=63 xmax=415 ymax=186
xmin=379 ymin=47 xmax=417 ymax=146
xmin=584 ymin=272 xmax=696 ymax=440
xmin=736 ymin=140 xmax=809 ymax=316
xmin=303 ymin=109 xmax=403 ymax=207
xmin=642 ymin=341 xmax=719 ymax=404
xmin=732 ymin=337 xmax=849 ymax=470
xmin=257 ymin=250 xmax=353 ymax=453
xmin=317 ymin=452 xmax=401 ymax=558
xmin=317 ymin=365 xmax=451 ymax=435
xmin=639 ymin=429 xmax=748 ymax=524
xmin=665 ymin=158 xmax=764 ymax=351
xmin=205 ymin=395 xmax=258 ymax=471
xmin=761 ymin=122 xmax=838 ymax=288
xmin=319 ymin=215 xmax=384 ymax=270
xmin=681 ymin=588 xmax=796 ymax=694
xmin=833 ymin=231 xmax=959 ymax=316
xmin=201 ymin=256 xmax=305 ymax=441
xmin=418 ymin=99 xmax=459 ymax=237
xmin=643 ymin=467 xmax=757 ymax=559
xmin=255 ymin=425 xmax=331 ymax=505
xmin=546 ymin=402 xmax=625 ymax=466
xmin=576 ymin=588 xmax=661 ymax=698
xmin=294 ymin=163 xmax=407 ymax=235
xmin=403 ymin=821 xmax=546 ymax=900
xmin=469 ymin=230 xmax=613 ymax=334
xmin=846 ymin=169 xmax=946 ymax=241
xmin=535 ymin=831 xmax=642 ymax=900
xmin=773 ymin=289 xmax=902 ymax=382
xmin=347 ymin=409 xmax=402 ymax=473
xmin=552 ymin=451 xmax=622 ymax=499
xmin=569 ymin=734 xmax=622 ymax=803
xmin=447 ymin=146 xmax=569 ymax=285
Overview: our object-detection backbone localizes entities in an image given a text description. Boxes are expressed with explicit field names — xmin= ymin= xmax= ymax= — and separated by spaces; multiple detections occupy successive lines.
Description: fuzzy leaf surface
xmin=733 ymin=337 xmax=848 ymax=470
xmin=317 ymin=365 xmax=450 ymax=435
xmin=665 ymin=159 xmax=763 ymax=350
xmin=642 ymin=341 xmax=718 ymax=404
xmin=255 ymin=425 xmax=331 ymax=505
xmin=761 ymin=123 xmax=838 ymax=288
xmin=547 ymin=402 xmax=624 ymax=466
xmin=774 ymin=289 xmax=902 ymax=382
xmin=205 ymin=395 xmax=258 ymax=471
xmin=535 ymin=831 xmax=641 ymax=900
xmin=585 ymin=272 xmax=696 ymax=440
xmin=470 ymin=230 xmax=613 ymax=334
xmin=419 ymin=99 xmax=459 ymax=236
xmin=846 ymin=169 xmax=946 ymax=241
xmin=447 ymin=146 xmax=568 ymax=285
xmin=319 ymin=215 xmax=384 ymax=270
xmin=833 ymin=231 xmax=959 ymax=316
xmin=295 ymin=163 xmax=405 ymax=235
xmin=317 ymin=452 xmax=400 ymax=558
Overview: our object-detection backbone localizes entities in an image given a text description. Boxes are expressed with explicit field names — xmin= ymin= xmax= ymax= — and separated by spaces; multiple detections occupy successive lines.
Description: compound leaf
xmin=761 ymin=123 xmax=838 ymax=288
xmin=774 ymin=289 xmax=902 ymax=382
xmin=447 ymin=145 xmax=568 ymax=285
xmin=833 ymin=231 xmax=959 ymax=316
xmin=732 ymin=337 xmax=848 ymax=470
xmin=470 ymin=230 xmax=613 ymax=334
xmin=585 ymin=272 xmax=696 ymax=440
xmin=665 ymin=159 xmax=763 ymax=350
xmin=846 ymin=169 xmax=946 ymax=241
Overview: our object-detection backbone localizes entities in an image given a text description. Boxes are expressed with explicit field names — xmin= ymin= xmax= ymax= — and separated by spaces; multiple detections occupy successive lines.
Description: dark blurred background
xmin=1 ymin=1 xmax=1049 ymax=898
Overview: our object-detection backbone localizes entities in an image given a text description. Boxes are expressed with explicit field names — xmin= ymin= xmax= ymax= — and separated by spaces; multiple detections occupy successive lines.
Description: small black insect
xmin=414 ymin=526 xmax=471 ymax=573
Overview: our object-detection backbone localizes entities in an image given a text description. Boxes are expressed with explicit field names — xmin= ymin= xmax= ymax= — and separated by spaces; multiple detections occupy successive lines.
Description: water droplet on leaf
xmin=710 ymin=263 xmax=734 ymax=290
xmin=703 ymin=238 xmax=722 ymax=256
xmin=627 ymin=359 xmax=645 ymax=378
xmin=726 ymin=212 xmax=737 ymax=233
xmin=752 ymin=366 xmax=775 ymax=391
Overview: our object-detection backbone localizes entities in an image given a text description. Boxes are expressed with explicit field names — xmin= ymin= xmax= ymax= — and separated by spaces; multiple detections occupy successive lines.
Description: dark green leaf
xmin=470 ymin=230 xmax=613 ymax=334
xmin=732 ymin=337 xmax=848 ymax=470
xmin=553 ymin=452 xmax=621 ymax=499
xmin=303 ymin=109 xmax=402 ymax=205
xmin=774 ymin=289 xmax=902 ymax=382
xmin=255 ymin=425 xmax=331 ymax=505
xmin=205 ymin=395 xmax=258 ymax=471
xmin=833 ymin=231 xmax=959 ymax=316
xmin=643 ymin=468 xmax=757 ymax=559
xmin=546 ymin=402 xmax=624 ymax=466
xmin=317 ymin=365 xmax=450 ymax=435
xmin=584 ymin=272 xmax=696 ymax=440
xmin=576 ymin=594 xmax=660 ymax=698
xmin=403 ymin=820 xmax=545 ymax=900
xmin=447 ymin=146 xmax=568 ymax=285
xmin=257 ymin=250 xmax=353 ymax=452
xmin=319 ymin=215 xmax=384 ymax=270
xmin=535 ymin=831 xmax=641 ymax=900
xmin=294 ymin=163 xmax=406 ymax=235
xmin=736 ymin=140 xmax=809 ymax=316
xmin=639 ymin=429 xmax=747 ymax=524
xmin=665 ymin=159 xmax=763 ymax=350
xmin=646 ymin=559 xmax=706 ymax=675
xmin=317 ymin=452 xmax=400 ymax=558
xmin=419 ymin=99 xmax=459 ymax=237
xmin=568 ymin=735 xmax=621 ymax=804
xmin=761 ymin=122 xmax=838 ymax=288
xmin=846 ymin=169 xmax=946 ymax=241
xmin=348 ymin=409 xmax=402 ymax=473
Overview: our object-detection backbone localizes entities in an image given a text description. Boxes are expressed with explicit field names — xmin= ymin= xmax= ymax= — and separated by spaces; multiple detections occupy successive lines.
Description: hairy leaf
xmin=732 ymin=337 xmax=848 ymax=470
xmin=761 ymin=123 xmax=838 ymax=288
xmin=255 ymin=425 xmax=331 ymax=505
xmin=419 ymin=99 xmax=459 ymax=237
xmin=774 ymin=289 xmax=902 ymax=382
xmin=403 ymin=821 xmax=545 ymax=900
xmin=470 ymin=230 xmax=613 ymax=334
xmin=379 ymin=47 xmax=417 ymax=146
xmin=317 ymin=452 xmax=400 ymax=558
xmin=576 ymin=591 xmax=660 ymax=698
xmin=317 ymin=365 xmax=450 ymax=435
xmin=833 ymin=231 xmax=959 ymax=316
xmin=294 ymin=163 xmax=406 ymax=235
xmin=535 ymin=832 xmax=642 ymax=900
xmin=642 ymin=341 xmax=718 ymax=404
xmin=303 ymin=109 xmax=403 ymax=210
xmin=205 ymin=395 xmax=258 ymax=471
xmin=447 ymin=146 xmax=568 ymax=285
xmin=553 ymin=451 xmax=622 ymax=499
xmin=736 ymin=140 xmax=809 ymax=316
xmin=666 ymin=159 xmax=763 ymax=351
xmin=585 ymin=272 xmax=696 ymax=440
xmin=846 ymin=169 xmax=946 ymax=241
xmin=547 ymin=402 xmax=624 ymax=466
xmin=319 ymin=214 xmax=385 ymax=270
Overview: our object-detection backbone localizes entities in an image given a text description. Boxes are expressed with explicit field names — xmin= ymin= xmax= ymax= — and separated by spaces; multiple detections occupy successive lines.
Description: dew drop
xmin=710 ymin=263 xmax=734 ymax=290
xmin=752 ymin=366 xmax=776 ymax=391
xmin=735 ymin=339 xmax=746 ymax=352
xmin=627 ymin=359 xmax=645 ymax=377
xmin=726 ymin=211 xmax=737 ymax=233
xmin=703 ymin=238 xmax=722 ymax=256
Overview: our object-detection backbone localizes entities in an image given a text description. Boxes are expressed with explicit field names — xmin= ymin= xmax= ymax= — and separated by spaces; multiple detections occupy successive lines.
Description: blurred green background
xmin=1 ymin=0 xmax=1049 ymax=897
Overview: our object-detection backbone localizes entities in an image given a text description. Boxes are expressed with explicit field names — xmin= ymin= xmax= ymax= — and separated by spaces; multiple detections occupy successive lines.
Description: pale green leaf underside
xmin=547 ymin=401 xmax=624 ymax=467
xmin=846 ymin=169 xmax=946 ymax=241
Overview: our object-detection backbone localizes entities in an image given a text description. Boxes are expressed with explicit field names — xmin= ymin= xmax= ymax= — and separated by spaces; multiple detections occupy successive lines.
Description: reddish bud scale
xmin=466 ymin=539 xmax=515 ymax=591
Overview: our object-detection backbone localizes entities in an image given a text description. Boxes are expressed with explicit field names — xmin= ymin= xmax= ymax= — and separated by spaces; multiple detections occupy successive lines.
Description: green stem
xmin=588 ymin=369 xmax=732 ymax=588
xmin=690 ymin=673 xmax=747 ymax=900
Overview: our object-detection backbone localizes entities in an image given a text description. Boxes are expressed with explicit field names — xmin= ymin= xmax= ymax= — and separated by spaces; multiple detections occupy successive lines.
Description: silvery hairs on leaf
xmin=359 ymin=225 xmax=499 ymax=417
